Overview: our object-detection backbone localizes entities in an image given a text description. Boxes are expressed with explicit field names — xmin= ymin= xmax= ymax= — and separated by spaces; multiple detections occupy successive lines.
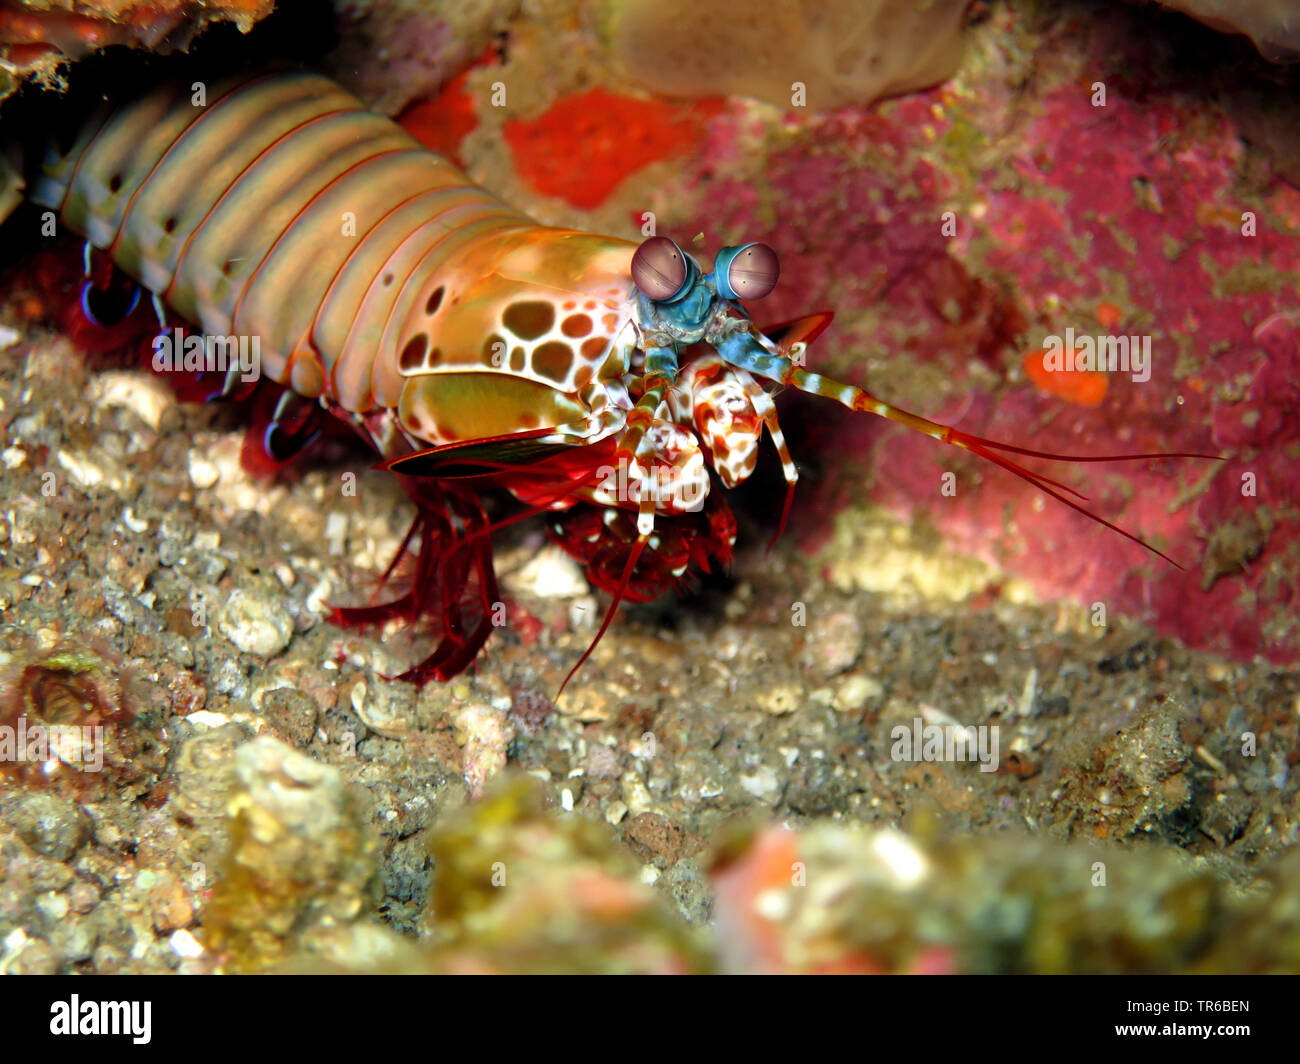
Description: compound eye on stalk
xmin=714 ymin=242 xmax=780 ymax=301
xmin=631 ymin=236 xmax=691 ymax=302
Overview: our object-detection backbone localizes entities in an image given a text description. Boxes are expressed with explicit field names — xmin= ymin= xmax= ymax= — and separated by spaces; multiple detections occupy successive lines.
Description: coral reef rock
xmin=199 ymin=736 xmax=380 ymax=973
xmin=0 ymin=0 xmax=274 ymax=103
xmin=711 ymin=821 xmax=1300 ymax=974
xmin=1157 ymin=0 xmax=1300 ymax=58
xmin=604 ymin=0 xmax=970 ymax=110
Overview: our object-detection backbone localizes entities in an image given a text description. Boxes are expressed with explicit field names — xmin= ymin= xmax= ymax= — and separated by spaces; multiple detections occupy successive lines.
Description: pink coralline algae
xmin=658 ymin=6 xmax=1298 ymax=665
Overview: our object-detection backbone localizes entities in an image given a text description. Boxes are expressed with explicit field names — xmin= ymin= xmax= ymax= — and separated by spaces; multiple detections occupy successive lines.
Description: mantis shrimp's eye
xmin=714 ymin=243 xmax=780 ymax=301
xmin=632 ymin=236 xmax=691 ymax=302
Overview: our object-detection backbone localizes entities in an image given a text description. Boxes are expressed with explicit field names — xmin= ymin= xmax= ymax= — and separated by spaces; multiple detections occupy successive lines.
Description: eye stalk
xmin=713 ymin=242 xmax=779 ymax=301
xmin=631 ymin=236 xmax=695 ymax=302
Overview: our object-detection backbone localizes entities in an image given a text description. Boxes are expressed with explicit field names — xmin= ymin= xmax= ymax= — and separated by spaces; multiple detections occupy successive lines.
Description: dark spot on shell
xmin=533 ymin=341 xmax=574 ymax=383
xmin=163 ymin=216 xmax=178 ymax=235
xmin=108 ymin=173 xmax=123 ymax=194
xmin=483 ymin=333 xmax=507 ymax=364
xmin=509 ymin=346 xmax=526 ymax=373
xmin=382 ymin=272 xmax=394 ymax=287
xmin=400 ymin=333 xmax=429 ymax=371
xmin=561 ymin=313 xmax=593 ymax=338
xmin=426 ymin=286 xmax=445 ymax=316
xmin=581 ymin=337 xmax=608 ymax=361
xmin=503 ymin=300 xmax=555 ymax=341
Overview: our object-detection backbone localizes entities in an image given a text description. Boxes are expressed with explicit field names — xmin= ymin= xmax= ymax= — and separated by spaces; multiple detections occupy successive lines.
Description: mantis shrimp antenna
xmin=713 ymin=331 xmax=1222 ymax=571
xmin=818 ymin=371 xmax=1217 ymax=570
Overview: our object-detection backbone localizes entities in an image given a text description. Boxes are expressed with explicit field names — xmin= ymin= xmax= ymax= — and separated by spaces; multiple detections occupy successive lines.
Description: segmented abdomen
xmin=30 ymin=70 xmax=551 ymax=413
